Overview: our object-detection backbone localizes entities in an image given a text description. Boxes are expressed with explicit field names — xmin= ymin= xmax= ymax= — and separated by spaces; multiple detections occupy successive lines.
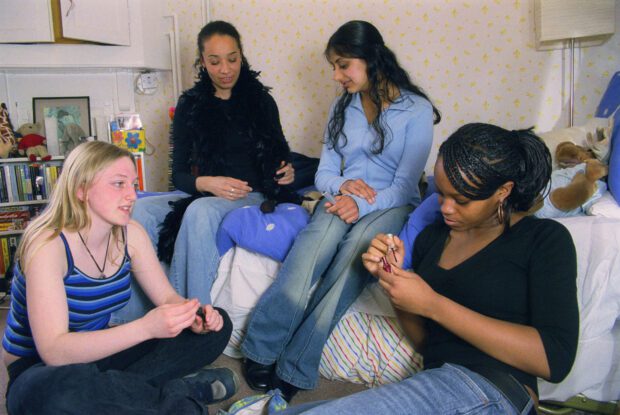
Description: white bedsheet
xmin=538 ymin=216 xmax=620 ymax=401
xmin=211 ymin=215 xmax=620 ymax=402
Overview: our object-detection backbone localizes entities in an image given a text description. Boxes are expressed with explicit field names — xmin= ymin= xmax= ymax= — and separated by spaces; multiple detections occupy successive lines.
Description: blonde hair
xmin=17 ymin=141 xmax=135 ymax=267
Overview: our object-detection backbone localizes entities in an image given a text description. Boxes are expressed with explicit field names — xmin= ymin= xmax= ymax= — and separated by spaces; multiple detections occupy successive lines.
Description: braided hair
xmin=438 ymin=123 xmax=551 ymax=231
xmin=324 ymin=20 xmax=440 ymax=156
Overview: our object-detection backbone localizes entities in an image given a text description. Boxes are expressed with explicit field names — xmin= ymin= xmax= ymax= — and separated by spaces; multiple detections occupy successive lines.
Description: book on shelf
xmin=1 ymin=238 xmax=9 ymax=277
xmin=0 ymin=205 xmax=33 ymax=231
xmin=0 ymin=235 xmax=19 ymax=280
xmin=0 ymin=162 xmax=62 ymax=203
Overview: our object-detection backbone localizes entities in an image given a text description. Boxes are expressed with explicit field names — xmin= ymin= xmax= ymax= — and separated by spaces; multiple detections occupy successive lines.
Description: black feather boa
xmin=157 ymin=70 xmax=302 ymax=264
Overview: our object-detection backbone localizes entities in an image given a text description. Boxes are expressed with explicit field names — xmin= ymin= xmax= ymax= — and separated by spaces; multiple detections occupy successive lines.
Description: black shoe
xmin=271 ymin=374 xmax=300 ymax=403
xmin=182 ymin=367 xmax=239 ymax=404
xmin=243 ymin=358 xmax=274 ymax=392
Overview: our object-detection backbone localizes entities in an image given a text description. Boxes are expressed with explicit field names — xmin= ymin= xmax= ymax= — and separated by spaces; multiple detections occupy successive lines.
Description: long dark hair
xmin=193 ymin=20 xmax=268 ymax=95
xmin=439 ymin=123 xmax=551 ymax=231
xmin=324 ymin=20 xmax=441 ymax=155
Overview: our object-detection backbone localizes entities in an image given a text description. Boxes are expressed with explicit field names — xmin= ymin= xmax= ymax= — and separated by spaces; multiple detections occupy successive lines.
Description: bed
xmin=208 ymin=72 xmax=620 ymax=409
xmin=209 ymin=201 xmax=620 ymax=405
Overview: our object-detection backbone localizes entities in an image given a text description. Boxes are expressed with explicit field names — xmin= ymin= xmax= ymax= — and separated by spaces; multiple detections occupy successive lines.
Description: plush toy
xmin=535 ymin=140 xmax=609 ymax=218
xmin=0 ymin=103 xmax=17 ymax=158
xmin=16 ymin=123 xmax=52 ymax=162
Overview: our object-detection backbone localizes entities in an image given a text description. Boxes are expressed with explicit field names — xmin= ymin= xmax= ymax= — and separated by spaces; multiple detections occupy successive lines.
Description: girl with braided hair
xmin=280 ymin=123 xmax=579 ymax=414
xmin=241 ymin=20 xmax=439 ymax=401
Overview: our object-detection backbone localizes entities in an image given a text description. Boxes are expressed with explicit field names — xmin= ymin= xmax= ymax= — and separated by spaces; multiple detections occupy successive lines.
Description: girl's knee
xmin=183 ymin=198 xmax=222 ymax=230
xmin=9 ymin=364 xmax=96 ymax=413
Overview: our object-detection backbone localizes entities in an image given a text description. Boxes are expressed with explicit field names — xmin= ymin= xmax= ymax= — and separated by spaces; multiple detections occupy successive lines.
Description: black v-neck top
xmin=411 ymin=216 xmax=579 ymax=393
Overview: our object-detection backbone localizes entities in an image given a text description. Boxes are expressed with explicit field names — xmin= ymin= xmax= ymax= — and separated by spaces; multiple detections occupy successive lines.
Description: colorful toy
xmin=16 ymin=123 xmax=52 ymax=162
xmin=535 ymin=139 xmax=609 ymax=218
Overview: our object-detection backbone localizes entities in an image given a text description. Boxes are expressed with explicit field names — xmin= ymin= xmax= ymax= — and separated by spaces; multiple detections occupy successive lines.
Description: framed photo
xmin=32 ymin=96 xmax=91 ymax=156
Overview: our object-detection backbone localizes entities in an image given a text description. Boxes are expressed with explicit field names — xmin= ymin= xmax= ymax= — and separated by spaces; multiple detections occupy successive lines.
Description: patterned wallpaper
xmin=143 ymin=0 xmax=619 ymax=191
xmin=134 ymin=71 xmax=174 ymax=191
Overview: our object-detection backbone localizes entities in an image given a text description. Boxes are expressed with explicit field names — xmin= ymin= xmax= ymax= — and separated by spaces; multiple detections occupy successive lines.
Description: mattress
xmin=211 ymin=215 xmax=620 ymax=402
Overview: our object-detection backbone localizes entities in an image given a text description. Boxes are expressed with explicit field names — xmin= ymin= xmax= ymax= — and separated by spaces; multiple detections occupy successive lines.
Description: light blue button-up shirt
xmin=315 ymin=91 xmax=434 ymax=219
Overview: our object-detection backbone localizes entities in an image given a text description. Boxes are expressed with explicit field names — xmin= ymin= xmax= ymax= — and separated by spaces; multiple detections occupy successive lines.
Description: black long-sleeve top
xmin=170 ymin=75 xmax=288 ymax=195
xmin=411 ymin=216 xmax=579 ymax=393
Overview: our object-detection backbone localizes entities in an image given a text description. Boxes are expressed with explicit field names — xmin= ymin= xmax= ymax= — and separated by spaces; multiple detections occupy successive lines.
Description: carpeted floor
xmin=0 ymin=308 xmax=365 ymax=414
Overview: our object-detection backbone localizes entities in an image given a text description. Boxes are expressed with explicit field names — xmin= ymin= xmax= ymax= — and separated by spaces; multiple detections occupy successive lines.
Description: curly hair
xmin=324 ymin=20 xmax=441 ymax=155
xmin=439 ymin=123 xmax=551 ymax=231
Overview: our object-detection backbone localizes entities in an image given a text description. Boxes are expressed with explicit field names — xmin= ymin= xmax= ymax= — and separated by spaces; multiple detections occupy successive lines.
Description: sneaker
xmin=183 ymin=367 xmax=239 ymax=404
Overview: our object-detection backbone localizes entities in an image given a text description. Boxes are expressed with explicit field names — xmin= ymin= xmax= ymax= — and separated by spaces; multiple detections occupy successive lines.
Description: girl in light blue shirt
xmin=241 ymin=20 xmax=440 ymax=401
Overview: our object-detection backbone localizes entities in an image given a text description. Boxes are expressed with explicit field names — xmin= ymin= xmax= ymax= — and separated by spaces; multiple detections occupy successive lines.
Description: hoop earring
xmin=497 ymin=201 xmax=505 ymax=225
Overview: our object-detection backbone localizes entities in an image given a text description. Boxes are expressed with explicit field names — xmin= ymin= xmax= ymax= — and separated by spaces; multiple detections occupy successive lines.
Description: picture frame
xmin=32 ymin=96 xmax=91 ymax=156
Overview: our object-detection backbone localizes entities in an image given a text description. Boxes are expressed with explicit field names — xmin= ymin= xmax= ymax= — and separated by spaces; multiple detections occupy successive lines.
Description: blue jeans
xmin=7 ymin=309 xmax=232 ymax=415
xmin=111 ymin=192 xmax=265 ymax=324
xmin=280 ymin=364 xmax=534 ymax=415
xmin=241 ymin=202 xmax=412 ymax=389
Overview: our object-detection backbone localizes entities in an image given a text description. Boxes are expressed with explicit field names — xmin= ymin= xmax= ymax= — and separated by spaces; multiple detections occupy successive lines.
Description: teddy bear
xmin=534 ymin=137 xmax=609 ymax=218
xmin=16 ymin=122 xmax=52 ymax=162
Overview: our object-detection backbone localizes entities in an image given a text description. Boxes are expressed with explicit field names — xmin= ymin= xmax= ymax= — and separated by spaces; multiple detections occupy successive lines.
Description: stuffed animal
xmin=16 ymin=123 xmax=52 ymax=162
xmin=0 ymin=103 xmax=17 ymax=158
xmin=534 ymin=141 xmax=608 ymax=218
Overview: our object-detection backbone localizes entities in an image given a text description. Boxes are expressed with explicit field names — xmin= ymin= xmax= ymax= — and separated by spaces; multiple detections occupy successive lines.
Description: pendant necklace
xmin=77 ymin=230 xmax=112 ymax=278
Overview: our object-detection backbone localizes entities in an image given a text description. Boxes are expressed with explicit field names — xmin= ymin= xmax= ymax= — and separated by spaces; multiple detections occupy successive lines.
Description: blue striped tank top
xmin=2 ymin=232 xmax=132 ymax=358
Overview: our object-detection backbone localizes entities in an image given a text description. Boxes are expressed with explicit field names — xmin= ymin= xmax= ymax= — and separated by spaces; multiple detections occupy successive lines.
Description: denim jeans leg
xmin=7 ymin=363 xmax=206 ymax=415
xmin=122 ymin=309 xmax=233 ymax=385
xmin=134 ymin=193 xmax=189 ymax=246
xmin=276 ymin=205 xmax=412 ymax=389
xmin=7 ymin=312 xmax=231 ymax=415
xmin=280 ymin=364 xmax=522 ymax=415
xmin=241 ymin=201 xmax=351 ymax=364
xmin=110 ymin=193 xmax=187 ymax=325
xmin=168 ymin=193 xmax=265 ymax=305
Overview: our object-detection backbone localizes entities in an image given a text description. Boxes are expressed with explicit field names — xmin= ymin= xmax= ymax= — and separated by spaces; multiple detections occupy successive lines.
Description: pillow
xmin=595 ymin=71 xmax=620 ymax=203
xmin=399 ymin=193 xmax=442 ymax=270
xmin=586 ymin=191 xmax=620 ymax=219
xmin=216 ymin=203 xmax=310 ymax=262
xmin=607 ymin=118 xmax=620 ymax=202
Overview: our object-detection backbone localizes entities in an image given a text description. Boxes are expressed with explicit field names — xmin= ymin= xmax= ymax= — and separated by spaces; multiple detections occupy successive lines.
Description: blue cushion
xmin=398 ymin=193 xmax=442 ymax=270
xmin=595 ymin=71 xmax=620 ymax=203
xmin=216 ymin=203 xmax=310 ymax=262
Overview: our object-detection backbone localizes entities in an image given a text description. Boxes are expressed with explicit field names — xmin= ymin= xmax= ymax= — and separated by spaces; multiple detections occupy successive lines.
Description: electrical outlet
xmin=140 ymin=73 xmax=158 ymax=89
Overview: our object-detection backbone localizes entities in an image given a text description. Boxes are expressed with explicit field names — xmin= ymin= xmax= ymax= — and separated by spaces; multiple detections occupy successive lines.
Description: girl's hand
xmin=275 ymin=161 xmax=295 ymax=185
xmin=376 ymin=265 xmax=439 ymax=318
xmin=142 ymin=300 xmax=199 ymax=339
xmin=362 ymin=233 xmax=405 ymax=276
xmin=325 ymin=195 xmax=359 ymax=223
xmin=191 ymin=304 xmax=224 ymax=334
xmin=340 ymin=179 xmax=377 ymax=204
xmin=197 ymin=176 xmax=252 ymax=200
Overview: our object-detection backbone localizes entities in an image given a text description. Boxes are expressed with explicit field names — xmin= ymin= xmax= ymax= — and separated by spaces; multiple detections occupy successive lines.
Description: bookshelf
xmin=0 ymin=156 xmax=65 ymax=298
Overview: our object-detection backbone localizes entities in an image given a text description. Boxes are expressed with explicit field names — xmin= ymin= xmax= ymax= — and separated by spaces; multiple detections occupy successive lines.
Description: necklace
xmin=77 ymin=230 xmax=112 ymax=278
